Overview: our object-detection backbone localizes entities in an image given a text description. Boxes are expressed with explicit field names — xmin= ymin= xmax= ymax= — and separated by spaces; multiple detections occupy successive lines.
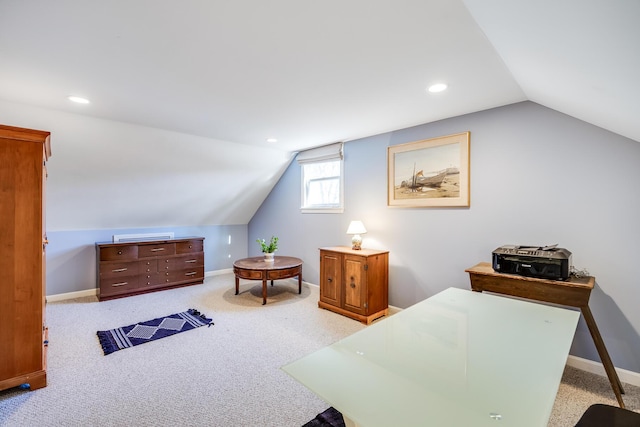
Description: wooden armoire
xmin=0 ymin=124 xmax=51 ymax=391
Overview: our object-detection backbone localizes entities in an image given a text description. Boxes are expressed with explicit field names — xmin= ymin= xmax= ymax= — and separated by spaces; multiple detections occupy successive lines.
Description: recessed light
xmin=427 ymin=83 xmax=448 ymax=93
xmin=266 ymin=138 xmax=277 ymax=143
xmin=67 ymin=96 xmax=90 ymax=104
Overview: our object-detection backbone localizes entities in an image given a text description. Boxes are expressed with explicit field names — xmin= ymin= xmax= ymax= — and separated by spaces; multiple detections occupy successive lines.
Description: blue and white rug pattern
xmin=97 ymin=309 xmax=213 ymax=355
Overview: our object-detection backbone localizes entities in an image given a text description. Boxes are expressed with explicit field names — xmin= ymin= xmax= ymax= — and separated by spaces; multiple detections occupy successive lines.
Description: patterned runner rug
xmin=97 ymin=308 xmax=213 ymax=355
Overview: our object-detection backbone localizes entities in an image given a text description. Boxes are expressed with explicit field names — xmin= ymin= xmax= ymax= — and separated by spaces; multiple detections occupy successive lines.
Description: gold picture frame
xmin=387 ymin=132 xmax=470 ymax=207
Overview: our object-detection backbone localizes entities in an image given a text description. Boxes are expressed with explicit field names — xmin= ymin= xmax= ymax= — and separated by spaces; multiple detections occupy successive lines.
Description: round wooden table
xmin=233 ymin=256 xmax=303 ymax=305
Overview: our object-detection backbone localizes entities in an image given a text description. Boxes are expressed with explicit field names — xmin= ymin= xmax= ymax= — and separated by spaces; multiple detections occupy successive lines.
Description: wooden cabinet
xmin=318 ymin=246 xmax=389 ymax=324
xmin=0 ymin=125 xmax=51 ymax=391
xmin=96 ymin=237 xmax=205 ymax=301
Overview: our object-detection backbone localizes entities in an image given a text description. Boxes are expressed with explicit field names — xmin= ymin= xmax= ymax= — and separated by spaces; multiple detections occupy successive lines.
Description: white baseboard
xmin=47 ymin=288 xmax=97 ymax=302
xmin=566 ymin=355 xmax=640 ymax=388
xmin=206 ymin=268 xmax=233 ymax=277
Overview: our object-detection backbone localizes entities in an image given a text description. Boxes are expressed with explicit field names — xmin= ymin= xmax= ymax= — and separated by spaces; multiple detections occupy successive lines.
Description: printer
xmin=492 ymin=245 xmax=572 ymax=280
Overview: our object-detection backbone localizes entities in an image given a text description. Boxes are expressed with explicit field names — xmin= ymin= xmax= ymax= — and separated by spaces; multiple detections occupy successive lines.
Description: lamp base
xmin=351 ymin=234 xmax=362 ymax=250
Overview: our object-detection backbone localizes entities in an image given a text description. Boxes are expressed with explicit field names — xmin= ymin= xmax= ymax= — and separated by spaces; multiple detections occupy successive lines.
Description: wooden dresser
xmin=96 ymin=237 xmax=205 ymax=301
xmin=0 ymin=125 xmax=51 ymax=391
xmin=318 ymin=246 xmax=389 ymax=324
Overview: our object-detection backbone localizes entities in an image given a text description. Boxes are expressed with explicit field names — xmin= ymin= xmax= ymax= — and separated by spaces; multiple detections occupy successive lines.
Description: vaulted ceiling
xmin=1 ymin=0 xmax=638 ymax=154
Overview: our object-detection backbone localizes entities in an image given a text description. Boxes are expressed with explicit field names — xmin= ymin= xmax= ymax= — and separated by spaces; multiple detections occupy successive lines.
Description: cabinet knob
xmin=117 ymin=251 xmax=122 ymax=255
xmin=328 ymin=277 xmax=332 ymax=282
xmin=350 ymin=282 xmax=356 ymax=288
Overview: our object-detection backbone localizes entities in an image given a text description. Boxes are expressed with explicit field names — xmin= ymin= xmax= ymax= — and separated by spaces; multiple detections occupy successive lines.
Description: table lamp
xmin=346 ymin=220 xmax=367 ymax=250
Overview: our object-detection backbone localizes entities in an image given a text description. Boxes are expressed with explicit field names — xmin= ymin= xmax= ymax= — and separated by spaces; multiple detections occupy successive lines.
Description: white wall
xmin=0 ymin=99 xmax=293 ymax=230
xmin=249 ymin=101 xmax=640 ymax=372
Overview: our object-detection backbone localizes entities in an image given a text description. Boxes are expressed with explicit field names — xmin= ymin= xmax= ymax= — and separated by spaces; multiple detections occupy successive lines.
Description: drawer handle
xmin=112 ymin=282 xmax=128 ymax=287
xmin=185 ymin=271 xmax=197 ymax=276
xmin=151 ymin=248 xmax=165 ymax=252
xmin=185 ymin=259 xmax=197 ymax=263
xmin=112 ymin=268 xmax=128 ymax=272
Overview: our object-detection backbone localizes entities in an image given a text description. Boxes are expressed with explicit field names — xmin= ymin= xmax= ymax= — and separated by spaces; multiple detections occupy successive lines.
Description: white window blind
xmin=296 ymin=142 xmax=343 ymax=164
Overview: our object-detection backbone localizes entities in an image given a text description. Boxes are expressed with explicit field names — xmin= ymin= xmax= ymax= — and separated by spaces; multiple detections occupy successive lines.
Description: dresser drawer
xmin=100 ymin=276 xmax=140 ymax=296
xmin=99 ymin=245 xmax=138 ymax=261
xmin=139 ymin=259 xmax=158 ymax=274
xmin=176 ymin=267 xmax=205 ymax=282
xmin=174 ymin=253 xmax=204 ymax=269
xmin=138 ymin=243 xmax=175 ymax=258
xmin=141 ymin=272 xmax=162 ymax=287
xmin=176 ymin=239 xmax=203 ymax=254
xmin=99 ymin=261 xmax=140 ymax=279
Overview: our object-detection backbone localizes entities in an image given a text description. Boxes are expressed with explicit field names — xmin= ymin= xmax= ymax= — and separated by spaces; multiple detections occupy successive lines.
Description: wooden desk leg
xmin=298 ymin=273 xmax=302 ymax=294
xmin=262 ymin=279 xmax=267 ymax=305
xmin=581 ymin=305 xmax=626 ymax=408
xmin=235 ymin=276 xmax=239 ymax=295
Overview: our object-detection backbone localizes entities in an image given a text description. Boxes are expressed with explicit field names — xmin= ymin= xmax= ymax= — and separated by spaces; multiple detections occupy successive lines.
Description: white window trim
xmin=297 ymin=143 xmax=344 ymax=214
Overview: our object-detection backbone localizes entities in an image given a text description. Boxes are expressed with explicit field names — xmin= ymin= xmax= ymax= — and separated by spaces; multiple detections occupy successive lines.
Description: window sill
xmin=300 ymin=207 xmax=344 ymax=214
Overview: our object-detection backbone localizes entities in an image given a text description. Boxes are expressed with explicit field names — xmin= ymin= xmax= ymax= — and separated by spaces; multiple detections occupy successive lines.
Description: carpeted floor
xmin=0 ymin=274 xmax=638 ymax=426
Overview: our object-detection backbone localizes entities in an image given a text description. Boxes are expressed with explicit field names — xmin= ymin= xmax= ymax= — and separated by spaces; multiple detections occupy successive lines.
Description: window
xmin=297 ymin=143 xmax=344 ymax=213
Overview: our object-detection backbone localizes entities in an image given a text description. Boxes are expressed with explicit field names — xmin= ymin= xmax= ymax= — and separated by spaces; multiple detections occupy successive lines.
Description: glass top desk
xmin=282 ymin=287 xmax=579 ymax=427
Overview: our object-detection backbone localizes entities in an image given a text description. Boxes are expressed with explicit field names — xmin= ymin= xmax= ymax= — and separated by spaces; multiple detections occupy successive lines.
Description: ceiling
xmin=1 ymin=0 xmax=638 ymax=152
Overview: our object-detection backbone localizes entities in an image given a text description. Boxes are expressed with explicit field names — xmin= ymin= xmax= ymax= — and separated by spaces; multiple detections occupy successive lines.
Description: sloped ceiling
xmin=3 ymin=0 xmax=636 ymax=155
xmin=1 ymin=1 xmax=638 ymax=231
xmin=463 ymin=0 xmax=640 ymax=144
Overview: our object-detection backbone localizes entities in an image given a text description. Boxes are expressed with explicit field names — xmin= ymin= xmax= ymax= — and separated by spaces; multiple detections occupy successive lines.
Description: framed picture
xmin=387 ymin=132 xmax=470 ymax=207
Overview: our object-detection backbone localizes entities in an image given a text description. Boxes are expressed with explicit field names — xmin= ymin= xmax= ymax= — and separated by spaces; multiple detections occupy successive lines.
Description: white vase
xmin=264 ymin=252 xmax=275 ymax=262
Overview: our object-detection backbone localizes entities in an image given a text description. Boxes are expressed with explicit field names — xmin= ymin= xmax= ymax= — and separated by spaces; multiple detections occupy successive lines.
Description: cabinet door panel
xmin=344 ymin=256 xmax=367 ymax=314
xmin=320 ymin=252 xmax=342 ymax=306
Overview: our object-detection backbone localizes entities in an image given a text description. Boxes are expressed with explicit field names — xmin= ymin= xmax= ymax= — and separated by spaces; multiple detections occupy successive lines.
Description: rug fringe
xmin=188 ymin=308 xmax=215 ymax=327
xmin=96 ymin=331 xmax=119 ymax=355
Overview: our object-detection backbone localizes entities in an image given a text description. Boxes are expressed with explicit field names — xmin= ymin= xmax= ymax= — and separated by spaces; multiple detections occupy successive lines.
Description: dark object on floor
xmin=96 ymin=308 xmax=213 ymax=355
xmin=303 ymin=407 xmax=345 ymax=427
xmin=575 ymin=403 xmax=640 ymax=427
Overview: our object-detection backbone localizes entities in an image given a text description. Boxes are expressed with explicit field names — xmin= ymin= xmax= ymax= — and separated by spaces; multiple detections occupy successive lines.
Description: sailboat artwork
xmin=400 ymin=165 xmax=459 ymax=192
xmin=387 ymin=132 xmax=470 ymax=207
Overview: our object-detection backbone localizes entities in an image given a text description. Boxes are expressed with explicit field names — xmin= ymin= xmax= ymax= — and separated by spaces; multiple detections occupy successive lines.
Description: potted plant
xmin=256 ymin=236 xmax=278 ymax=262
